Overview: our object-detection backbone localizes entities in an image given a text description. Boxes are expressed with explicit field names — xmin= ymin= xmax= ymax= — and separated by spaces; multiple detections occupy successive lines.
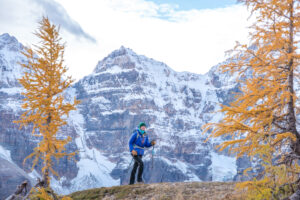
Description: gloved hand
xmin=151 ymin=140 xmax=156 ymax=146
xmin=131 ymin=150 xmax=137 ymax=156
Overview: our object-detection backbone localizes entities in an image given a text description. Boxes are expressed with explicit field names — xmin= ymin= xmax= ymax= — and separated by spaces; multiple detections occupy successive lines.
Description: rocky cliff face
xmin=0 ymin=33 xmax=250 ymax=196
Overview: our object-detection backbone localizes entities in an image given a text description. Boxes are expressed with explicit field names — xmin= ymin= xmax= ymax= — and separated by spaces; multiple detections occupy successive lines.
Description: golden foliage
xmin=203 ymin=0 xmax=300 ymax=199
xmin=14 ymin=17 xmax=80 ymax=186
xmin=31 ymin=187 xmax=53 ymax=200
xmin=29 ymin=187 xmax=73 ymax=200
xmin=61 ymin=197 xmax=73 ymax=200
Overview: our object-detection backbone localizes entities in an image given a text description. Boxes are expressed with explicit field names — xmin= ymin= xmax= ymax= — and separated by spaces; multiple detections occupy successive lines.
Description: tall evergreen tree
xmin=204 ymin=0 xmax=300 ymax=199
xmin=15 ymin=17 xmax=79 ymax=191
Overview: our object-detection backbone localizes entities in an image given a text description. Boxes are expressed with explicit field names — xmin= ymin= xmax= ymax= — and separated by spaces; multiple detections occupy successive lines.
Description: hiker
xmin=129 ymin=122 xmax=156 ymax=185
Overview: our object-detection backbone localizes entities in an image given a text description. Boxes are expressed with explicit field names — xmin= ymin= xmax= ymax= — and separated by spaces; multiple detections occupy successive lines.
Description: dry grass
xmin=68 ymin=182 xmax=246 ymax=200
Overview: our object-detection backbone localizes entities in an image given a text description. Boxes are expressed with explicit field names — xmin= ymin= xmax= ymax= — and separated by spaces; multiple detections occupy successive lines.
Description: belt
xmin=133 ymin=144 xmax=145 ymax=149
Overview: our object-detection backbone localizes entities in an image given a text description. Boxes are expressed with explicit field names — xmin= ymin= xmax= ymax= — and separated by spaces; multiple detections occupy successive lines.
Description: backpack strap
xmin=132 ymin=130 xmax=147 ymax=149
xmin=136 ymin=131 xmax=139 ymax=141
xmin=134 ymin=131 xmax=147 ymax=141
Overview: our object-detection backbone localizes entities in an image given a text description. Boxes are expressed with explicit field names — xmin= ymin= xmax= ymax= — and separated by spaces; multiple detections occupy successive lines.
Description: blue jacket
xmin=129 ymin=129 xmax=152 ymax=156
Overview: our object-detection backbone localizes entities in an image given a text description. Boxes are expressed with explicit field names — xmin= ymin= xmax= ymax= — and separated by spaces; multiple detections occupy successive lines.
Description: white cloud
xmin=32 ymin=0 xmax=96 ymax=42
xmin=0 ymin=0 xmax=252 ymax=80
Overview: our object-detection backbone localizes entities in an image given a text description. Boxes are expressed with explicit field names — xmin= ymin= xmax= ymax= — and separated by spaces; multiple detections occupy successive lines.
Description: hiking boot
xmin=137 ymin=180 xmax=144 ymax=184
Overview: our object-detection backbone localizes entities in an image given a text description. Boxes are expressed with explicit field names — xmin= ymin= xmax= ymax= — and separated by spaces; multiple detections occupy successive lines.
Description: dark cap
xmin=139 ymin=122 xmax=147 ymax=128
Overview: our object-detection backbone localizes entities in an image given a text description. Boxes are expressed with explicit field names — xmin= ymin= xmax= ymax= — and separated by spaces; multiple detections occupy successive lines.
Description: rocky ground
xmin=68 ymin=182 xmax=245 ymax=200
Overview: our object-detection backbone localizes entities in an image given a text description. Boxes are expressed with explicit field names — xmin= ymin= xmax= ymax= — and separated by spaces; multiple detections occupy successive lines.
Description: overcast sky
xmin=0 ymin=0 xmax=252 ymax=80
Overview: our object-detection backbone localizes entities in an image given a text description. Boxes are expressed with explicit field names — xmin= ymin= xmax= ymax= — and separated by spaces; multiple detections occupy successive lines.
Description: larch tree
xmin=203 ymin=0 xmax=300 ymax=199
xmin=15 ymin=17 xmax=79 ymax=197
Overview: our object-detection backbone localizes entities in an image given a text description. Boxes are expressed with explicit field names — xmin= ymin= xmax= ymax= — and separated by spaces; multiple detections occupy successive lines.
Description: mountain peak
xmin=108 ymin=46 xmax=137 ymax=58
xmin=0 ymin=33 xmax=25 ymax=88
xmin=92 ymin=46 xmax=178 ymax=78
xmin=0 ymin=33 xmax=18 ymax=45
xmin=93 ymin=46 xmax=140 ymax=73
xmin=0 ymin=33 xmax=22 ymax=52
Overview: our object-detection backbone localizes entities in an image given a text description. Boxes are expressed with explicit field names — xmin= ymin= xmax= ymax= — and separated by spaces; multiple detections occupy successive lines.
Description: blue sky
xmin=148 ymin=0 xmax=238 ymax=10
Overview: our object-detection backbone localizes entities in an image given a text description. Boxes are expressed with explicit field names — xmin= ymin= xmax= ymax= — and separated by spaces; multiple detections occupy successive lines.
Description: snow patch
xmin=28 ymin=169 xmax=42 ymax=180
xmin=0 ymin=87 xmax=23 ymax=95
xmin=211 ymin=152 xmax=237 ymax=181
xmin=159 ymin=157 xmax=201 ymax=182
xmin=0 ymin=145 xmax=13 ymax=162
xmin=52 ymin=109 xmax=120 ymax=195
xmin=95 ymin=65 xmax=134 ymax=75
xmin=101 ymin=109 xmax=124 ymax=115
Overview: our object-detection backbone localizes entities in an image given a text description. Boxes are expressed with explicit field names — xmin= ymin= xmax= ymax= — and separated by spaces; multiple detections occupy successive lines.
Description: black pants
xmin=129 ymin=155 xmax=144 ymax=184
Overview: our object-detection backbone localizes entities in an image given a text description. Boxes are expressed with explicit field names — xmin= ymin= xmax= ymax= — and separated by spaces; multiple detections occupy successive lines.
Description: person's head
xmin=138 ymin=122 xmax=147 ymax=133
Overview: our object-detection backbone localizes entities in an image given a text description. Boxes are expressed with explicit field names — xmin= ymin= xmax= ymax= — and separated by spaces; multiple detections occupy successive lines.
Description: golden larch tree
xmin=203 ymin=0 xmax=300 ymax=199
xmin=15 ymin=17 xmax=80 ymax=190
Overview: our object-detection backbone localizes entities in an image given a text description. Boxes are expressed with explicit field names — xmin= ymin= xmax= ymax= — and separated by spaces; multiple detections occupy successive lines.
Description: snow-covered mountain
xmin=0 ymin=33 xmax=250 ymax=197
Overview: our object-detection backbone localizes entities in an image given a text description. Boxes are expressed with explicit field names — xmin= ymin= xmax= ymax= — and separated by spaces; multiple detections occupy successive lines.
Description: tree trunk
xmin=42 ymin=113 xmax=52 ymax=188
xmin=286 ymin=0 xmax=300 ymax=147
xmin=285 ymin=1 xmax=300 ymax=199
xmin=42 ymin=168 xmax=49 ymax=188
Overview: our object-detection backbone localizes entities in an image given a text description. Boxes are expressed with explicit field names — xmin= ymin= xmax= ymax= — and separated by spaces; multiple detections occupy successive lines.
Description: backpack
xmin=132 ymin=130 xmax=147 ymax=149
